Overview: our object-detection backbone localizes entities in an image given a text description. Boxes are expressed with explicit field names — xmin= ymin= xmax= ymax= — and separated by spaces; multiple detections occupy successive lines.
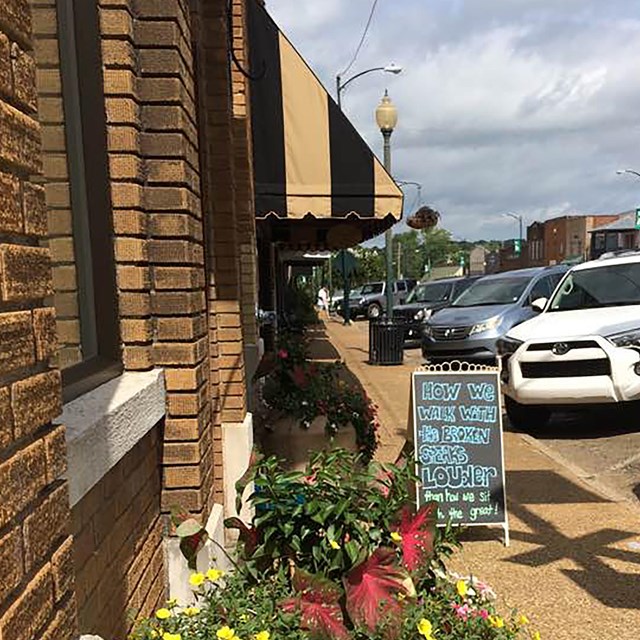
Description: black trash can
xmin=369 ymin=318 xmax=404 ymax=365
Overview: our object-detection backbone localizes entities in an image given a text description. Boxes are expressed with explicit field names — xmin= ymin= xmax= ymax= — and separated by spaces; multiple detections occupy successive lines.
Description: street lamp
xmin=376 ymin=90 xmax=398 ymax=316
xmin=617 ymin=169 xmax=640 ymax=179
xmin=503 ymin=212 xmax=523 ymax=254
xmin=336 ymin=64 xmax=402 ymax=108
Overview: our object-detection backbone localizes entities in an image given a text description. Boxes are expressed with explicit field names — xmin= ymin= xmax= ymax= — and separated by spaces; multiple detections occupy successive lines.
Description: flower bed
xmin=130 ymin=449 xmax=541 ymax=640
xmin=260 ymin=331 xmax=380 ymax=461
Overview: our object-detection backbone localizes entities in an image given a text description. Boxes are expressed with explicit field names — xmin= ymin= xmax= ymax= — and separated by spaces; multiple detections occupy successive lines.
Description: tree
xmin=420 ymin=227 xmax=457 ymax=268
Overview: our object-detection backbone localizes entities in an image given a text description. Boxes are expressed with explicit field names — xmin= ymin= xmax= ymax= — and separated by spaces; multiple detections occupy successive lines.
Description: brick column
xmin=0 ymin=1 xmax=77 ymax=639
xmin=134 ymin=0 xmax=214 ymax=518
xmin=230 ymin=0 xmax=258 ymax=351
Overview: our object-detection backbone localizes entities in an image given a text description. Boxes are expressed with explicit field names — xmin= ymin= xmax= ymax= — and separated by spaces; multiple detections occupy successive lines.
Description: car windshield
xmin=549 ymin=263 xmax=640 ymax=311
xmin=452 ymin=277 xmax=530 ymax=307
xmin=407 ymin=282 xmax=451 ymax=303
xmin=361 ymin=283 xmax=383 ymax=295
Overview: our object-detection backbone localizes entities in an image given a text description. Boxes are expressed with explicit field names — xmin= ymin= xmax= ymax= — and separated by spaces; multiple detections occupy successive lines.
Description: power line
xmin=340 ymin=0 xmax=380 ymax=77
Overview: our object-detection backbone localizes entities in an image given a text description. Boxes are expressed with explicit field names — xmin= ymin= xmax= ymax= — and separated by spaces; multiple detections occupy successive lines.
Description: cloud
xmin=266 ymin=0 xmax=640 ymax=240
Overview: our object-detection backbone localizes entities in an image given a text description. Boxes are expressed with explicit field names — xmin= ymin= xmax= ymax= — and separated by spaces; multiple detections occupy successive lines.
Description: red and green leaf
xmin=282 ymin=570 xmax=349 ymax=640
xmin=234 ymin=446 xmax=264 ymax=513
xmin=344 ymin=548 xmax=415 ymax=636
xmin=224 ymin=517 xmax=260 ymax=556
xmin=395 ymin=502 xmax=437 ymax=572
xmin=292 ymin=568 xmax=343 ymax=603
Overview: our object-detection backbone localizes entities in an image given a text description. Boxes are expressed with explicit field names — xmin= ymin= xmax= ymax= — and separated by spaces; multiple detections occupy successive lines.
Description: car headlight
xmin=496 ymin=337 xmax=523 ymax=356
xmin=359 ymin=298 xmax=366 ymax=305
xmin=469 ymin=316 xmax=501 ymax=336
xmin=607 ymin=328 xmax=640 ymax=347
xmin=414 ymin=308 xmax=433 ymax=322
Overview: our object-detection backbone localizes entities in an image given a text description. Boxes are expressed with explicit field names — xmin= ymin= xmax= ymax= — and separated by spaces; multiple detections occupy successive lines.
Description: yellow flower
xmin=397 ymin=592 xmax=406 ymax=601
xmin=217 ymin=626 xmax=236 ymax=640
xmin=456 ymin=579 xmax=468 ymax=598
xmin=189 ymin=572 xmax=206 ymax=587
xmin=163 ymin=634 xmax=181 ymax=640
xmin=489 ymin=615 xmax=505 ymax=628
xmin=239 ymin=614 xmax=249 ymax=622
xmin=183 ymin=606 xmax=200 ymax=617
xmin=532 ymin=632 xmax=542 ymax=640
xmin=518 ymin=614 xmax=530 ymax=625
xmin=254 ymin=632 xmax=270 ymax=640
xmin=150 ymin=632 xmax=159 ymax=639
xmin=155 ymin=608 xmax=172 ymax=620
xmin=390 ymin=531 xmax=403 ymax=543
xmin=417 ymin=618 xmax=435 ymax=638
xmin=329 ymin=539 xmax=340 ymax=550
xmin=166 ymin=598 xmax=178 ymax=608
xmin=207 ymin=568 xmax=225 ymax=582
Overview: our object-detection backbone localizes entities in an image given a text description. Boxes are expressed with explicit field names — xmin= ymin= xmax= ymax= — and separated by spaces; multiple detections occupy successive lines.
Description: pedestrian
xmin=317 ymin=285 xmax=329 ymax=318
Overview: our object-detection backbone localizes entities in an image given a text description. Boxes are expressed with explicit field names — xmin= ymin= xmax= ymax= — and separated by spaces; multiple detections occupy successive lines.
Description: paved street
xmin=335 ymin=314 xmax=640 ymax=506
xmin=323 ymin=316 xmax=640 ymax=640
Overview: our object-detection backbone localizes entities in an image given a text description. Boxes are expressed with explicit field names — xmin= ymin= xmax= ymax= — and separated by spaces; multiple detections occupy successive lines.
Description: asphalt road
xmin=343 ymin=316 xmax=640 ymax=506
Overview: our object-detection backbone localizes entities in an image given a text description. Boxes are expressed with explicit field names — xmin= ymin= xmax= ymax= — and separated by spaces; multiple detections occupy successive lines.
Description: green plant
xmin=261 ymin=332 xmax=380 ymax=460
xmin=130 ymin=449 xmax=539 ymax=640
xmin=228 ymin=449 xmax=422 ymax=581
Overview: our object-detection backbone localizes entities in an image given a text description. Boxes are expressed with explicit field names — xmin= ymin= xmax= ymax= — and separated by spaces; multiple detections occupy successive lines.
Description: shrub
xmin=261 ymin=333 xmax=380 ymax=460
xmin=129 ymin=449 xmax=540 ymax=640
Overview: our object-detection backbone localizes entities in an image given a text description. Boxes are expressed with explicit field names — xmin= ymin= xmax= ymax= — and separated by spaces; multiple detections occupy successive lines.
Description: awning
xmin=247 ymin=0 xmax=403 ymax=249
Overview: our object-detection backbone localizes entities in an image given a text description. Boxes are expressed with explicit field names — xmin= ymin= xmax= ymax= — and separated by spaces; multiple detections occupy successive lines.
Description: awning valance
xmin=247 ymin=0 xmax=403 ymax=248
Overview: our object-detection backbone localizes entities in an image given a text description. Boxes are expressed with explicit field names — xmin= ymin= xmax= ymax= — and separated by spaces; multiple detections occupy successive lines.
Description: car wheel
xmin=505 ymin=396 xmax=551 ymax=431
xmin=367 ymin=303 xmax=382 ymax=319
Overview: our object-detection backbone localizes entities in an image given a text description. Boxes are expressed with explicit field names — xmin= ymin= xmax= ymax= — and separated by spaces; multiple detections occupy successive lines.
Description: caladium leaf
xmin=281 ymin=568 xmax=349 ymax=639
xmin=292 ymin=568 xmax=343 ymax=603
xmin=395 ymin=502 xmax=437 ymax=572
xmin=344 ymin=548 xmax=415 ymax=636
xmin=224 ymin=517 xmax=260 ymax=556
xmin=234 ymin=446 xmax=264 ymax=513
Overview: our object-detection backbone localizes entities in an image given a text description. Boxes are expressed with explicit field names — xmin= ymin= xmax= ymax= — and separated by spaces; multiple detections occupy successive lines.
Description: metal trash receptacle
xmin=369 ymin=318 xmax=404 ymax=365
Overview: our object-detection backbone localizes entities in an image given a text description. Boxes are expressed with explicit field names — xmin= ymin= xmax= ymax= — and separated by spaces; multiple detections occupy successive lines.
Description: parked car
xmin=392 ymin=276 xmax=481 ymax=345
xmin=329 ymin=286 xmax=362 ymax=314
xmin=421 ymin=265 xmax=567 ymax=362
xmin=499 ymin=252 xmax=640 ymax=429
xmin=339 ymin=279 xmax=416 ymax=319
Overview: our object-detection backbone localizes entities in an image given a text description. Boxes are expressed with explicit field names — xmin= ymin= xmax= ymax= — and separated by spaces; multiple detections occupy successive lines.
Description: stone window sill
xmin=62 ymin=369 xmax=166 ymax=506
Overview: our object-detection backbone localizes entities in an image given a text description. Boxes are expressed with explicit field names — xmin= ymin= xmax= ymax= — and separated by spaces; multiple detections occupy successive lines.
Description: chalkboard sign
xmin=411 ymin=367 xmax=508 ymax=541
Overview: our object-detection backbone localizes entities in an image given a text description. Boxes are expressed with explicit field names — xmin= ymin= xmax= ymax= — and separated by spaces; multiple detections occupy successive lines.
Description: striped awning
xmin=247 ymin=0 xmax=403 ymax=249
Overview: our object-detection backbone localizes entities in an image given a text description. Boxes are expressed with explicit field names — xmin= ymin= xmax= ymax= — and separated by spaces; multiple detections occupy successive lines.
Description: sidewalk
xmin=324 ymin=317 xmax=640 ymax=640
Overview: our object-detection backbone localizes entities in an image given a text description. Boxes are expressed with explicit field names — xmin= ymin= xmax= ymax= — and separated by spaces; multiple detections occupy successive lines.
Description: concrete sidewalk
xmin=324 ymin=317 xmax=640 ymax=640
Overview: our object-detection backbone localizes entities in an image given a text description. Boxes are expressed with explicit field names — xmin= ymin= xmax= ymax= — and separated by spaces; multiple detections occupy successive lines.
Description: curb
xmin=516 ymin=430 xmax=640 ymax=508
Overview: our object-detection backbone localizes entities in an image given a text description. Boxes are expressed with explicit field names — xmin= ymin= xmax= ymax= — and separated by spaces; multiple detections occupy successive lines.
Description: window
xmin=528 ymin=276 xmax=551 ymax=303
xmin=408 ymin=282 xmax=451 ymax=303
xmin=53 ymin=0 xmax=121 ymax=401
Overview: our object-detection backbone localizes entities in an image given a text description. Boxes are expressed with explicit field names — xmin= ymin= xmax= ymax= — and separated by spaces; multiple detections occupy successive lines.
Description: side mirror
xmin=531 ymin=297 xmax=547 ymax=313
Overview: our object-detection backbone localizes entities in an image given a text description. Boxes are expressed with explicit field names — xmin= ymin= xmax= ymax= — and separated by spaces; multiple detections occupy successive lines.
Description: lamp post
xmin=336 ymin=64 xmax=402 ymax=109
xmin=503 ymin=212 xmax=523 ymax=254
xmin=616 ymin=169 xmax=640 ymax=179
xmin=375 ymin=90 xmax=398 ymax=317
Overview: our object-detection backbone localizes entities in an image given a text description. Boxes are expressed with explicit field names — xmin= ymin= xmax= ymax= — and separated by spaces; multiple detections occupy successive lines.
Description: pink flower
xmin=451 ymin=603 xmax=472 ymax=620
xmin=277 ymin=349 xmax=288 ymax=359
xmin=475 ymin=609 xmax=489 ymax=620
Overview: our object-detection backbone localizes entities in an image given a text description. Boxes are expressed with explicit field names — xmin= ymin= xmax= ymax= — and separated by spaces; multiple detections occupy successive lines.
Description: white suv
xmin=498 ymin=253 xmax=640 ymax=429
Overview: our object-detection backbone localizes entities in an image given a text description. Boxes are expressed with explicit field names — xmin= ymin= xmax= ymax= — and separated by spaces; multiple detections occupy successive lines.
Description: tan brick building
xmin=0 ymin=1 xmax=401 ymax=638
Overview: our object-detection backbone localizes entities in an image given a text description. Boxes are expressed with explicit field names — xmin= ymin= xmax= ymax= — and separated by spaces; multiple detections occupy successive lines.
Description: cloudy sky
xmin=266 ymin=0 xmax=640 ymax=241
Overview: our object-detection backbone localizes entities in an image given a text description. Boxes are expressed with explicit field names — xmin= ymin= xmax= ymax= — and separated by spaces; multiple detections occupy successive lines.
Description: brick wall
xmin=0 ymin=1 xmax=77 ymax=639
xmin=72 ymin=425 xmax=164 ymax=639
xmin=231 ymin=0 xmax=259 ymax=349
xmin=32 ymin=0 xmax=82 ymax=370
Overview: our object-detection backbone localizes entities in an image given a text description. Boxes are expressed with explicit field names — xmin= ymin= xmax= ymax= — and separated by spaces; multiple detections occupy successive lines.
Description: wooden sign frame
xmin=408 ymin=361 xmax=509 ymax=546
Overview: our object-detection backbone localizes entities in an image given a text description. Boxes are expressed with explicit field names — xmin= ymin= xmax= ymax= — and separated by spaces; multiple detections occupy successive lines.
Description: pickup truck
xmin=338 ymin=279 xmax=416 ymax=319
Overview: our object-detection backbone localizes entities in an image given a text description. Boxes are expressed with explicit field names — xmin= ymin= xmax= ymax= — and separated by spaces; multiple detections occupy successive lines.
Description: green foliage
xmin=170 ymin=506 xmax=208 ymax=571
xmin=262 ymin=332 xmax=379 ymax=461
xmin=131 ymin=449 xmax=537 ymax=640
xmin=236 ymin=449 xmax=417 ymax=581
